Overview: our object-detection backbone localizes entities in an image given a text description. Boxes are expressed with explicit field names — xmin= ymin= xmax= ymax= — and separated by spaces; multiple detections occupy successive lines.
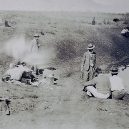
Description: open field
xmin=0 ymin=11 xmax=129 ymax=129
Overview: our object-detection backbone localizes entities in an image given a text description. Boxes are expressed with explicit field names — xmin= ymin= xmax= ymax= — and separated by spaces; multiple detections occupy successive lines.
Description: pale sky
xmin=0 ymin=0 xmax=129 ymax=13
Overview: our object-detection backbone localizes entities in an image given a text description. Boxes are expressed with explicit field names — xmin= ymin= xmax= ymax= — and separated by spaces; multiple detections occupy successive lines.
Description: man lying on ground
xmin=83 ymin=66 xmax=111 ymax=99
xmin=2 ymin=62 xmax=39 ymax=86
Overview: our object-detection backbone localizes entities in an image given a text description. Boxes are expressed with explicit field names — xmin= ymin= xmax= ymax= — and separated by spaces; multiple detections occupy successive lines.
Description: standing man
xmin=109 ymin=66 xmax=126 ymax=100
xmin=31 ymin=34 xmax=41 ymax=53
xmin=81 ymin=43 xmax=96 ymax=82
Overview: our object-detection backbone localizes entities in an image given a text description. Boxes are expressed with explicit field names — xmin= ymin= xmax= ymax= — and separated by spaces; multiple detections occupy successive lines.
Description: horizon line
xmin=0 ymin=10 xmax=129 ymax=15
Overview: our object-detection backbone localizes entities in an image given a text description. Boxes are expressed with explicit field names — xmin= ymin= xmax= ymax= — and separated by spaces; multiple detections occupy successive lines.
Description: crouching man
xmin=83 ymin=66 xmax=111 ymax=99
xmin=0 ymin=98 xmax=11 ymax=115
xmin=2 ymin=62 xmax=38 ymax=86
xmin=20 ymin=71 xmax=38 ymax=85
xmin=109 ymin=66 xmax=126 ymax=100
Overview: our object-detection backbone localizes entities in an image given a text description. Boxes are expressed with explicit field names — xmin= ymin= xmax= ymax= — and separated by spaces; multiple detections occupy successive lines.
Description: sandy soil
xmin=1 ymin=71 xmax=129 ymax=129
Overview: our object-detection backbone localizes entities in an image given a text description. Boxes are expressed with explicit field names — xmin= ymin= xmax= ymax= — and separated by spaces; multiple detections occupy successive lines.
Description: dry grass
xmin=0 ymin=11 xmax=129 ymax=129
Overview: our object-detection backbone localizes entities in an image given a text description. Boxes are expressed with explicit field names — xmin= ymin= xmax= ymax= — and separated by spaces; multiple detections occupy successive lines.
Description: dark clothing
xmin=20 ymin=71 xmax=37 ymax=84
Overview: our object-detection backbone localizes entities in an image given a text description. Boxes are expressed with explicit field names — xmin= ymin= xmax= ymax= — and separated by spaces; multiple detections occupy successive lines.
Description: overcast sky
xmin=0 ymin=0 xmax=129 ymax=13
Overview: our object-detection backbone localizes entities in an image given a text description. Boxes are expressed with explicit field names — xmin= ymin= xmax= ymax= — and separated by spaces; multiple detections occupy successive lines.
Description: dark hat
xmin=111 ymin=66 xmax=118 ymax=74
xmin=87 ymin=43 xmax=95 ymax=50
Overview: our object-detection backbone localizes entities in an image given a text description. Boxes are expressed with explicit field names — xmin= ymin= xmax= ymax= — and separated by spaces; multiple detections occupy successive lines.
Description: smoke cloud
xmin=3 ymin=35 xmax=56 ymax=66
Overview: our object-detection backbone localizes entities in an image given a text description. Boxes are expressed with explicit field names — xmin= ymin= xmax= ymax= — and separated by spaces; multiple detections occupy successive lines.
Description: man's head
xmin=87 ymin=43 xmax=95 ymax=52
xmin=95 ymin=67 xmax=102 ymax=77
xmin=111 ymin=66 xmax=119 ymax=76
xmin=95 ymin=65 xmax=106 ymax=77
xmin=36 ymin=68 xmax=44 ymax=75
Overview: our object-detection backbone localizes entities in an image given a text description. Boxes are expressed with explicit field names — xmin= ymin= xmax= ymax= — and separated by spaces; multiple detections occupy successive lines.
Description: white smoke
xmin=3 ymin=35 xmax=56 ymax=66
xmin=4 ymin=35 xmax=29 ymax=60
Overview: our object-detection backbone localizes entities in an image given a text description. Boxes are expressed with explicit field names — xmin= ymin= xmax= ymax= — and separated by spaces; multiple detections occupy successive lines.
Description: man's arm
xmin=83 ymin=79 xmax=96 ymax=92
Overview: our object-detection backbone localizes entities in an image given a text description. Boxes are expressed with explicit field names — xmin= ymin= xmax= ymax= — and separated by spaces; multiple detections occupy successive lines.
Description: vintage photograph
xmin=0 ymin=0 xmax=129 ymax=129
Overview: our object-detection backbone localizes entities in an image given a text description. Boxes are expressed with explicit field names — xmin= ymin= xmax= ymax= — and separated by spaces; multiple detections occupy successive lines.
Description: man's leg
xmin=86 ymin=86 xmax=110 ymax=99
xmin=89 ymin=67 xmax=95 ymax=81
xmin=83 ymin=71 xmax=89 ymax=82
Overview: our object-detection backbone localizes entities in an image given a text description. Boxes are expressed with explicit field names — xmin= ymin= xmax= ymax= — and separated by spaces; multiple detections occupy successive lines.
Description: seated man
xmin=109 ymin=66 xmax=126 ymax=100
xmin=83 ymin=66 xmax=111 ymax=99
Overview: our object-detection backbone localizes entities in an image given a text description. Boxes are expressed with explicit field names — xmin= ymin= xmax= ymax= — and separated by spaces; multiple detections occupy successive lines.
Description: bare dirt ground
xmin=0 ymin=11 xmax=129 ymax=129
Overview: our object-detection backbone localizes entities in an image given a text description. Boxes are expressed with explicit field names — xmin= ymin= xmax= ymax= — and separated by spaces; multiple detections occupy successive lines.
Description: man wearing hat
xmin=109 ymin=66 xmax=126 ymax=100
xmin=81 ymin=43 xmax=96 ymax=82
xmin=83 ymin=65 xmax=111 ymax=99
xmin=31 ymin=33 xmax=41 ymax=53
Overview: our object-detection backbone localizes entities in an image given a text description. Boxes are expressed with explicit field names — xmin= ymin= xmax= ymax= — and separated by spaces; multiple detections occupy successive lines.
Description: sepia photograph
xmin=0 ymin=0 xmax=129 ymax=129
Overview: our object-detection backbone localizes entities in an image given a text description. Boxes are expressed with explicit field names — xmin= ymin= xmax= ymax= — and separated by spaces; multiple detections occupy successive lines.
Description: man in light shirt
xmin=83 ymin=66 xmax=111 ymax=99
xmin=31 ymin=34 xmax=41 ymax=53
xmin=109 ymin=66 xmax=126 ymax=100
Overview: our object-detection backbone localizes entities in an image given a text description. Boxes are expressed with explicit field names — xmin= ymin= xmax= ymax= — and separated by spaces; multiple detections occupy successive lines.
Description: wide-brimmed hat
xmin=111 ymin=66 xmax=119 ymax=74
xmin=34 ymin=34 xmax=40 ymax=37
xmin=87 ymin=43 xmax=95 ymax=50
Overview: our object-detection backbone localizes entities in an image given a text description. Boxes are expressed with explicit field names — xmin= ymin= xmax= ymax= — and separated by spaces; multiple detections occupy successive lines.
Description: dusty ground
xmin=0 ymin=11 xmax=129 ymax=129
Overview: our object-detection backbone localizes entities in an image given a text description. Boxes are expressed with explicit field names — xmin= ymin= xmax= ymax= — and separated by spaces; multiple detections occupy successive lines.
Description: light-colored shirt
xmin=84 ymin=74 xmax=111 ymax=94
xmin=5 ymin=65 xmax=30 ymax=81
xmin=6 ymin=67 xmax=23 ymax=80
xmin=109 ymin=75 xmax=125 ymax=91
xmin=31 ymin=39 xmax=40 ymax=53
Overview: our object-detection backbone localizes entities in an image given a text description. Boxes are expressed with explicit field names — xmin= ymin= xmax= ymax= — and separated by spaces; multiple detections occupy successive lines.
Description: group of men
xmin=81 ymin=43 xmax=127 ymax=100
xmin=0 ymin=33 xmax=42 ymax=115
xmin=1 ymin=35 xmax=128 ymax=115
xmin=2 ymin=61 xmax=42 ymax=86
xmin=2 ymin=33 xmax=58 ymax=85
